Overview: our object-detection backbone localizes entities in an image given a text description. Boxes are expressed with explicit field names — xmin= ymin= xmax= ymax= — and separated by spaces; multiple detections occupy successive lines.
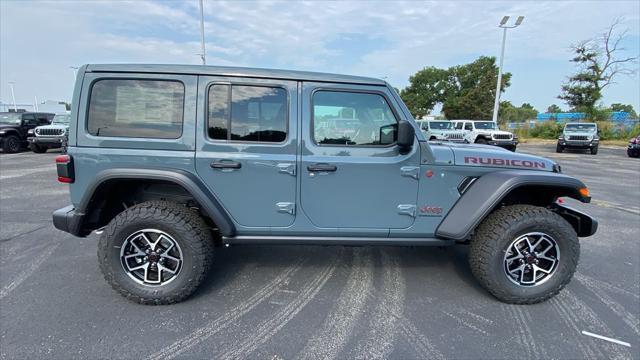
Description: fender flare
xmin=78 ymin=168 xmax=236 ymax=237
xmin=435 ymin=170 xmax=590 ymax=240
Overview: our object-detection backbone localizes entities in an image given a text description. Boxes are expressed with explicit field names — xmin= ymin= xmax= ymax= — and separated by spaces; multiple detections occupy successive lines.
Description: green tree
xmin=442 ymin=56 xmax=511 ymax=119
xmin=609 ymin=103 xmax=638 ymax=118
xmin=559 ymin=19 xmax=638 ymax=117
xmin=499 ymin=101 xmax=538 ymax=122
xmin=546 ymin=104 xmax=562 ymax=113
xmin=400 ymin=67 xmax=449 ymax=118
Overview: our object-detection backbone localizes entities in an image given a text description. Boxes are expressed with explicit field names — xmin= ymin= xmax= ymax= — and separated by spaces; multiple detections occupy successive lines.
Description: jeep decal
xmin=464 ymin=156 xmax=546 ymax=169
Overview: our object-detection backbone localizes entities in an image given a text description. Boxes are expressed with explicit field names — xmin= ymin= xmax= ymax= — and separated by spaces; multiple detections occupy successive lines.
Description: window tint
xmin=313 ymin=91 xmax=397 ymax=146
xmin=87 ymin=79 xmax=184 ymax=139
xmin=454 ymin=122 xmax=463 ymax=130
xmin=464 ymin=122 xmax=473 ymax=131
xmin=208 ymin=85 xmax=287 ymax=143
xmin=23 ymin=114 xmax=37 ymax=125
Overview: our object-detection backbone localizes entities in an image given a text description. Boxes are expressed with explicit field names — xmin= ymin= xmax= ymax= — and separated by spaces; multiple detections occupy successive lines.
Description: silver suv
xmin=556 ymin=122 xmax=599 ymax=155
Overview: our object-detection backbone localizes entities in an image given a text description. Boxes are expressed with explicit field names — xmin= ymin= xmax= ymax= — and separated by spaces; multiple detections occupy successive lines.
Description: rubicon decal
xmin=419 ymin=206 xmax=443 ymax=216
xmin=464 ymin=156 xmax=546 ymax=169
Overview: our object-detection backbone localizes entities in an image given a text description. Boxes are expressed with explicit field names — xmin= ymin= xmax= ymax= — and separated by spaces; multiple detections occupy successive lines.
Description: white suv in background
xmin=416 ymin=120 xmax=465 ymax=142
xmin=452 ymin=120 xmax=518 ymax=151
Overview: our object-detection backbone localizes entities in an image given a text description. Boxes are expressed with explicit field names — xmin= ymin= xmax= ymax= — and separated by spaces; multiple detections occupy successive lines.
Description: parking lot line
xmin=0 ymin=242 xmax=60 ymax=300
xmin=581 ymin=331 xmax=631 ymax=347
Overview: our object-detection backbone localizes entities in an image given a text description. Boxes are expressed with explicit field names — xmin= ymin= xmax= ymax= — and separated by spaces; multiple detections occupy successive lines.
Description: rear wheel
xmin=469 ymin=205 xmax=579 ymax=304
xmin=98 ymin=201 xmax=214 ymax=305
xmin=30 ymin=143 xmax=48 ymax=153
xmin=556 ymin=144 xmax=563 ymax=153
xmin=2 ymin=135 xmax=21 ymax=153
xmin=476 ymin=138 xmax=488 ymax=145
xmin=628 ymin=149 xmax=640 ymax=158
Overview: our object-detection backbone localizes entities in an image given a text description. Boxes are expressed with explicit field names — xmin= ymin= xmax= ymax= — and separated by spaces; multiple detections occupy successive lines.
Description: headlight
xmin=0 ymin=130 xmax=5 ymax=135
xmin=587 ymin=135 xmax=593 ymax=140
xmin=28 ymin=129 xmax=34 ymax=134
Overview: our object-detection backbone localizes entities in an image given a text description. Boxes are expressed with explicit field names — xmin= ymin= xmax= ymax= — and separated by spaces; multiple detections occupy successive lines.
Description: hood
xmin=0 ymin=124 xmax=19 ymax=131
xmin=446 ymin=143 xmax=555 ymax=172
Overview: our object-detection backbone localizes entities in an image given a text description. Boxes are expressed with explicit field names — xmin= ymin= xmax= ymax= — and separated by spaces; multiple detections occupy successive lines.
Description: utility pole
xmin=198 ymin=0 xmax=206 ymax=65
xmin=492 ymin=15 xmax=524 ymax=123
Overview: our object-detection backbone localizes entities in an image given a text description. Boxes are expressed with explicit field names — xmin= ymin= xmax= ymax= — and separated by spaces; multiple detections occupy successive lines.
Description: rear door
xmin=300 ymin=83 xmax=420 ymax=230
xmin=195 ymin=77 xmax=298 ymax=228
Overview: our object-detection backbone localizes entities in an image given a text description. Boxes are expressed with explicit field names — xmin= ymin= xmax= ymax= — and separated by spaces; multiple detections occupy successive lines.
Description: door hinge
xmin=277 ymin=163 xmax=296 ymax=176
xmin=400 ymin=166 xmax=420 ymax=180
xmin=276 ymin=202 xmax=295 ymax=215
xmin=397 ymin=204 xmax=416 ymax=217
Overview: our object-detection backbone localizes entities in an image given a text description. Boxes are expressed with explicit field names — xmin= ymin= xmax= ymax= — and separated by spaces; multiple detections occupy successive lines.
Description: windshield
xmin=428 ymin=121 xmax=452 ymax=130
xmin=475 ymin=121 xmax=496 ymax=130
xmin=0 ymin=113 xmax=21 ymax=125
xmin=52 ymin=114 xmax=71 ymax=125
xmin=565 ymin=123 xmax=596 ymax=132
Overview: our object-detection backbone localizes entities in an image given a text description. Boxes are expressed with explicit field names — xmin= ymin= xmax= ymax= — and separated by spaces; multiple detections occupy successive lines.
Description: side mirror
xmin=397 ymin=120 xmax=415 ymax=152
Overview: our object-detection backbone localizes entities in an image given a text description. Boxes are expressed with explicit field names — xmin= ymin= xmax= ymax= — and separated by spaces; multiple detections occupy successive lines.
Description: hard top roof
xmin=85 ymin=64 xmax=387 ymax=86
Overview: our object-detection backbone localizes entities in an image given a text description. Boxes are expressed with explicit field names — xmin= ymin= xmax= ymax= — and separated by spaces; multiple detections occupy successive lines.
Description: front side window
xmin=475 ymin=121 xmax=496 ymax=130
xmin=87 ymin=79 xmax=184 ymax=139
xmin=454 ymin=122 xmax=463 ymax=130
xmin=23 ymin=114 xmax=37 ymax=125
xmin=208 ymin=85 xmax=287 ymax=143
xmin=464 ymin=122 xmax=473 ymax=131
xmin=313 ymin=91 xmax=397 ymax=146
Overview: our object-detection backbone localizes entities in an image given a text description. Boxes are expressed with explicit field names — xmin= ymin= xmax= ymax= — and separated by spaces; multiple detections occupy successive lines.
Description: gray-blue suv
xmin=53 ymin=64 xmax=597 ymax=305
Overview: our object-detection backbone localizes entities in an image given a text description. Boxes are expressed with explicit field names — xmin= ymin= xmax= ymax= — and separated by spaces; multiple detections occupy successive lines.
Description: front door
xmin=195 ymin=77 xmax=298 ymax=228
xmin=300 ymin=83 xmax=420 ymax=230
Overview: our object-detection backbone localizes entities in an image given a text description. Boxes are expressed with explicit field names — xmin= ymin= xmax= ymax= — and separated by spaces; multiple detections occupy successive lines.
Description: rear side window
xmin=207 ymin=84 xmax=287 ymax=143
xmin=87 ymin=79 xmax=184 ymax=139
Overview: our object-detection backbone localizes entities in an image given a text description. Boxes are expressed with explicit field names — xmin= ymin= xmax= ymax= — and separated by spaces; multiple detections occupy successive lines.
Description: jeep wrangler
xmin=28 ymin=113 xmax=71 ymax=153
xmin=53 ymin=64 xmax=597 ymax=305
xmin=452 ymin=120 xmax=518 ymax=151
xmin=416 ymin=120 xmax=465 ymax=142
xmin=556 ymin=122 xmax=599 ymax=155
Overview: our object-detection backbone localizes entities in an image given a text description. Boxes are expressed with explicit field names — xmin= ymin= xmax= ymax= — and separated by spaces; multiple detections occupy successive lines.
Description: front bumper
xmin=488 ymin=140 xmax=518 ymax=148
xmin=558 ymin=139 xmax=598 ymax=148
xmin=53 ymin=205 xmax=88 ymax=237
xmin=552 ymin=203 xmax=598 ymax=237
xmin=28 ymin=136 xmax=65 ymax=146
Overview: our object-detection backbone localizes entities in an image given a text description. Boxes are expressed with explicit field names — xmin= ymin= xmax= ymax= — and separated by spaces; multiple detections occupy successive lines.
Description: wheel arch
xmin=77 ymin=168 xmax=235 ymax=237
xmin=435 ymin=170 xmax=595 ymax=240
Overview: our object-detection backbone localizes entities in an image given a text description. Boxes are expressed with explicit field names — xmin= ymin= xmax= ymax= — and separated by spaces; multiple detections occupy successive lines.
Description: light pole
xmin=8 ymin=81 xmax=17 ymax=111
xmin=70 ymin=66 xmax=79 ymax=80
xmin=198 ymin=0 xmax=206 ymax=65
xmin=492 ymin=15 xmax=524 ymax=123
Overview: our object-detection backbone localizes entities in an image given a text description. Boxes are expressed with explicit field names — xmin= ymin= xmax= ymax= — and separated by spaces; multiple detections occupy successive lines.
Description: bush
xmin=529 ymin=121 xmax=562 ymax=139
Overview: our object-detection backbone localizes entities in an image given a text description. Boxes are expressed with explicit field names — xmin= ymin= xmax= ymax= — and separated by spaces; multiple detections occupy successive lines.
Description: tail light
xmin=56 ymin=155 xmax=74 ymax=183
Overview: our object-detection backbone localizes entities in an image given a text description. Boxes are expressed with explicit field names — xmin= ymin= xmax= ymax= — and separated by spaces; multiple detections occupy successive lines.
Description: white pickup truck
xmin=452 ymin=120 xmax=518 ymax=151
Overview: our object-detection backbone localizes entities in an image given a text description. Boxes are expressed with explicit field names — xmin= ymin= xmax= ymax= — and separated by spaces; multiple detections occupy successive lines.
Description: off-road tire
xmin=2 ymin=135 xmax=21 ymax=153
xmin=556 ymin=144 xmax=563 ymax=153
xmin=628 ymin=149 xmax=639 ymax=158
xmin=98 ymin=201 xmax=214 ymax=305
xmin=30 ymin=143 xmax=48 ymax=153
xmin=508 ymin=145 xmax=517 ymax=152
xmin=590 ymin=145 xmax=598 ymax=155
xmin=469 ymin=204 xmax=579 ymax=304
xmin=475 ymin=138 xmax=488 ymax=145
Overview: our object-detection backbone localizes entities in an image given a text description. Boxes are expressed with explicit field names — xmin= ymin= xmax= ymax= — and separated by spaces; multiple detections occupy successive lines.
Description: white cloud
xmin=1 ymin=0 xmax=638 ymax=111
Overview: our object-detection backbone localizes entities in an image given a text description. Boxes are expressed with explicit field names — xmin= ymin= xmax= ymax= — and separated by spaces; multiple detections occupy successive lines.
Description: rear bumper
xmin=53 ymin=205 xmax=88 ymax=237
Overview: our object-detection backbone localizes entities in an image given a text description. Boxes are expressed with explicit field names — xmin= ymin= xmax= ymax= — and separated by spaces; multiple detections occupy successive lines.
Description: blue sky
xmin=1 ymin=0 xmax=638 ymax=114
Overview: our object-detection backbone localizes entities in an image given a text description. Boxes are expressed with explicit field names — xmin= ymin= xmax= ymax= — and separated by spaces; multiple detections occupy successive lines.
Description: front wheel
xmin=469 ymin=205 xmax=579 ymax=304
xmin=590 ymin=145 xmax=598 ymax=155
xmin=556 ymin=144 xmax=563 ymax=153
xmin=628 ymin=149 xmax=640 ymax=158
xmin=2 ymin=135 xmax=21 ymax=153
xmin=475 ymin=138 xmax=487 ymax=145
xmin=98 ymin=201 xmax=214 ymax=305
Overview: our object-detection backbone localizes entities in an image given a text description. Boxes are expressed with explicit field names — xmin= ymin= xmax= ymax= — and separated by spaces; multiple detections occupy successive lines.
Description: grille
xmin=36 ymin=128 xmax=63 ymax=136
xmin=493 ymin=134 xmax=512 ymax=140
xmin=446 ymin=133 xmax=464 ymax=140
xmin=568 ymin=135 xmax=588 ymax=141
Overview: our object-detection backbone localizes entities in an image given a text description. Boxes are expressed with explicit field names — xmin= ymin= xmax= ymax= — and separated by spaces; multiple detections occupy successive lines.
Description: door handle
xmin=307 ymin=163 xmax=337 ymax=172
xmin=210 ymin=160 xmax=241 ymax=169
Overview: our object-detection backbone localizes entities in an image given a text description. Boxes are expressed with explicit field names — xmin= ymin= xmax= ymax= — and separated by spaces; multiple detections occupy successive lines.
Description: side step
xmin=222 ymin=236 xmax=454 ymax=247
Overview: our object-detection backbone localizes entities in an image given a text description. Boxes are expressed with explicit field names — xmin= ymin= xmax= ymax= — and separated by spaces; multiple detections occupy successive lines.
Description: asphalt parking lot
xmin=1 ymin=143 xmax=638 ymax=359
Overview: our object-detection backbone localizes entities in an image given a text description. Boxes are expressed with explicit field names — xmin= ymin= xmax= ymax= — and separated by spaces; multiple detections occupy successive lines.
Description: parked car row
xmin=416 ymin=119 xmax=518 ymax=151
xmin=0 ymin=111 xmax=69 ymax=153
